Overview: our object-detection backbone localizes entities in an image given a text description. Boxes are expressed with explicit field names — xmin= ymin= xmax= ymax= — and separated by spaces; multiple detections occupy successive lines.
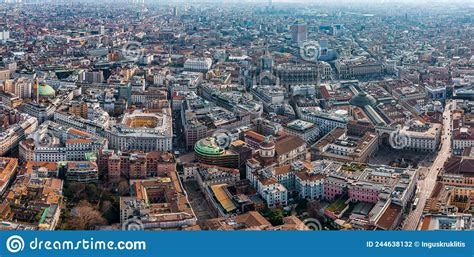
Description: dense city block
xmin=0 ymin=0 xmax=472 ymax=231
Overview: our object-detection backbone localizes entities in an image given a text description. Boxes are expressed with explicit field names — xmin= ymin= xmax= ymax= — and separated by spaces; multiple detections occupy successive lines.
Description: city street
xmin=1 ymin=0 xmax=471 ymax=240
xmin=402 ymin=101 xmax=453 ymax=230
xmin=183 ymin=181 xmax=215 ymax=226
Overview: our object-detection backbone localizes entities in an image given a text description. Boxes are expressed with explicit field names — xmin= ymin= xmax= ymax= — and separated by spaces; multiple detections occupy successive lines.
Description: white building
xmin=184 ymin=58 xmax=212 ymax=72
xmin=295 ymin=171 xmax=325 ymax=200
xmin=21 ymin=101 xmax=56 ymax=124
xmin=4 ymin=78 xmax=32 ymax=99
xmin=335 ymin=57 xmax=383 ymax=79
xmin=19 ymin=121 xmax=107 ymax=163
xmin=299 ymin=107 xmax=348 ymax=135
xmin=54 ymin=103 xmax=110 ymax=136
xmin=283 ymin=119 xmax=320 ymax=143
xmin=251 ymin=86 xmax=285 ymax=105
xmin=0 ymin=29 xmax=10 ymax=43
xmin=0 ymin=105 xmax=38 ymax=156
xmin=319 ymin=61 xmax=332 ymax=80
xmin=452 ymin=127 xmax=474 ymax=155
xmin=402 ymin=121 xmax=441 ymax=152
xmin=258 ymin=178 xmax=288 ymax=208
xmin=106 ymin=109 xmax=173 ymax=152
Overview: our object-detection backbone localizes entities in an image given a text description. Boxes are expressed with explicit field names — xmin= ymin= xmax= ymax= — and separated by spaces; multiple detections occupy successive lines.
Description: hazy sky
xmin=218 ymin=0 xmax=474 ymax=3
xmin=185 ymin=0 xmax=463 ymax=1
xmin=159 ymin=0 xmax=474 ymax=5
xmin=155 ymin=0 xmax=472 ymax=2
xmin=270 ymin=0 xmax=470 ymax=2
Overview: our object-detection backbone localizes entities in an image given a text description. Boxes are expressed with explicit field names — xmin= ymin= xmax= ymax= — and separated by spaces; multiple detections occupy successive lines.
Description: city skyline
xmin=0 ymin=0 xmax=472 ymax=234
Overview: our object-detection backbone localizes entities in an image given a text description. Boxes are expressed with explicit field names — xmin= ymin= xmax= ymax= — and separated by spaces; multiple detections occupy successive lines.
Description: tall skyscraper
xmin=0 ymin=29 xmax=10 ymax=43
xmin=290 ymin=22 xmax=307 ymax=43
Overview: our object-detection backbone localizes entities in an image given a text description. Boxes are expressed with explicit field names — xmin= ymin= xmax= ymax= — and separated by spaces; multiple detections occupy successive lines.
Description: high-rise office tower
xmin=0 ymin=29 xmax=10 ymax=43
xmin=290 ymin=22 xmax=307 ymax=43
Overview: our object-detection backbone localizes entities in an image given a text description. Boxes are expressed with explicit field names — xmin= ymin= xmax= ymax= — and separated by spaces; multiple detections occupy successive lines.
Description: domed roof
xmin=38 ymin=84 xmax=55 ymax=97
xmin=260 ymin=136 xmax=275 ymax=149
xmin=194 ymin=137 xmax=224 ymax=156
xmin=350 ymin=91 xmax=376 ymax=107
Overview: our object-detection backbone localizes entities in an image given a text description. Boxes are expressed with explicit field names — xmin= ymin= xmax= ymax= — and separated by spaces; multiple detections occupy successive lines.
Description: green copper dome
xmin=194 ymin=137 xmax=224 ymax=156
xmin=350 ymin=91 xmax=376 ymax=107
xmin=38 ymin=83 xmax=56 ymax=97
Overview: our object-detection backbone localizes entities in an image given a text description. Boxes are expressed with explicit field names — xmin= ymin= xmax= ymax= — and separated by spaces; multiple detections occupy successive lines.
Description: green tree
xmin=269 ymin=208 xmax=284 ymax=226
xmin=260 ymin=208 xmax=284 ymax=226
